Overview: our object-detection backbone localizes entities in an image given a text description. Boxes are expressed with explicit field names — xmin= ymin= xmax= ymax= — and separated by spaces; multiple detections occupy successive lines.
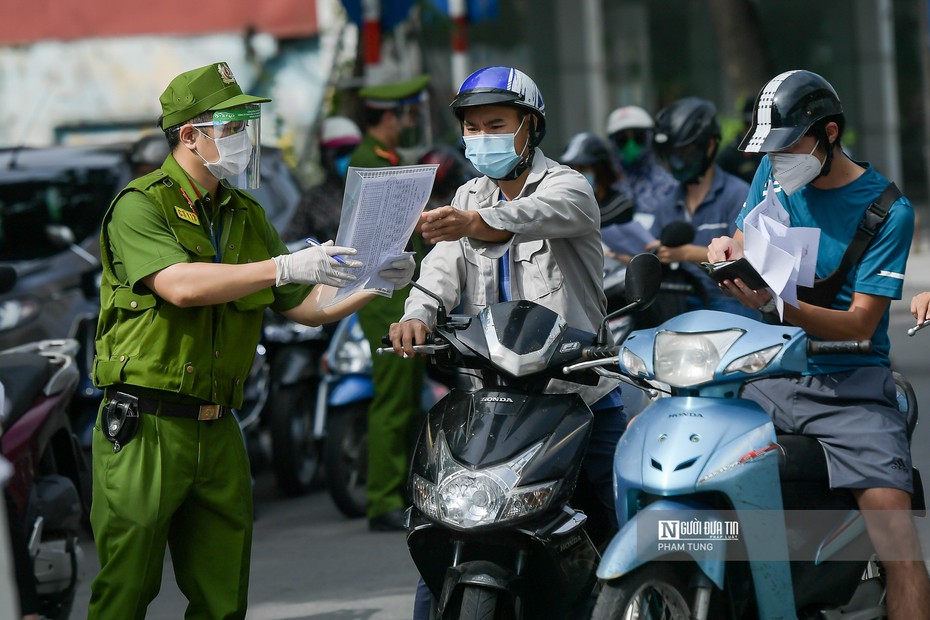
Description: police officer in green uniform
xmin=88 ymin=62 xmax=416 ymax=619
xmin=349 ymin=74 xmax=431 ymax=531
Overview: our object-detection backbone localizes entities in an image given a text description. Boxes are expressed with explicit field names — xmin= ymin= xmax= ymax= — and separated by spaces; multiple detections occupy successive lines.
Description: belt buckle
xmin=198 ymin=404 xmax=222 ymax=421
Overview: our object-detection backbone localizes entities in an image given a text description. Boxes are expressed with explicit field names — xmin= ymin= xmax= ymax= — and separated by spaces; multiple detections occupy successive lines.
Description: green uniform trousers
xmin=88 ymin=405 xmax=253 ymax=620
xmin=358 ymin=292 xmax=426 ymax=519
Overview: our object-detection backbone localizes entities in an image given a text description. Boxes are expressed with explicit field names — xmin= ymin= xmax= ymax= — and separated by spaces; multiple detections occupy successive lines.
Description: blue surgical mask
xmin=463 ymin=116 xmax=528 ymax=179
xmin=333 ymin=154 xmax=351 ymax=180
xmin=582 ymin=172 xmax=596 ymax=188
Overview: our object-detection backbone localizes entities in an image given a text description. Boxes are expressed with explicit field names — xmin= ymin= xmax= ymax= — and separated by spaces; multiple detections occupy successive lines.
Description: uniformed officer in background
xmin=349 ymin=74 xmax=432 ymax=531
xmin=88 ymin=61 xmax=415 ymax=619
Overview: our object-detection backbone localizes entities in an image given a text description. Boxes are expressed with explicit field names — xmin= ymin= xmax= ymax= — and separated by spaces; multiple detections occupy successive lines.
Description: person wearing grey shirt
xmin=388 ymin=65 xmax=627 ymax=620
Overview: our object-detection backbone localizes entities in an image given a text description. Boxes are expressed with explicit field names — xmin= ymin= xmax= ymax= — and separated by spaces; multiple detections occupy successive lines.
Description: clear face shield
xmin=396 ymin=93 xmax=432 ymax=163
xmin=191 ymin=105 xmax=262 ymax=189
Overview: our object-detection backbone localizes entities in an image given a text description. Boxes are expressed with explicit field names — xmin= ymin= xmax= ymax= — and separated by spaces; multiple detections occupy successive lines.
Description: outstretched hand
xmin=420 ymin=206 xmax=476 ymax=244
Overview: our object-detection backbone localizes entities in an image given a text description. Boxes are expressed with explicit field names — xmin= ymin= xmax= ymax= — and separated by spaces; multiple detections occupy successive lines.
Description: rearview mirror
xmin=46 ymin=224 xmax=77 ymax=248
xmin=0 ymin=266 xmax=16 ymax=296
xmin=595 ymin=252 xmax=661 ymax=345
xmin=624 ymin=252 xmax=661 ymax=309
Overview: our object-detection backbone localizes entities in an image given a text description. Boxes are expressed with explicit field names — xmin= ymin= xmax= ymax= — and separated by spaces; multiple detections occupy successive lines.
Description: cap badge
xmin=217 ymin=63 xmax=237 ymax=86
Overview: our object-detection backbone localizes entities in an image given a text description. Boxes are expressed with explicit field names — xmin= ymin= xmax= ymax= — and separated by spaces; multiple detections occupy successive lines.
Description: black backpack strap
xmin=796 ymin=182 xmax=901 ymax=308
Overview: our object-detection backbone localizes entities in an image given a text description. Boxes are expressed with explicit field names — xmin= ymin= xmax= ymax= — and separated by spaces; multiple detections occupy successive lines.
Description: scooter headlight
xmin=412 ymin=435 xmax=555 ymax=529
xmin=326 ymin=318 xmax=372 ymax=374
xmin=0 ymin=296 xmax=39 ymax=332
xmin=653 ymin=329 xmax=743 ymax=387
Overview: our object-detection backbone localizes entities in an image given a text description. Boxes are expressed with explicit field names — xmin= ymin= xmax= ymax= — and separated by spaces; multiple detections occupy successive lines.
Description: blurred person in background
xmin=418 ymin=142 xmax=478 ymax=211
xmin=282 ymin=115 xmax=362 ymax=243
xmin=716 ymin=96 xmax=764 ymax=184
xmin=349 ymin=75 xmax=432 ymax=532
xmin=559 ymin=132 xmax=636 ymax=229
xmin=606 ymin=105 xmax=677 ymax=227
xmin=650 ymin=96 xmax=757 ymax=318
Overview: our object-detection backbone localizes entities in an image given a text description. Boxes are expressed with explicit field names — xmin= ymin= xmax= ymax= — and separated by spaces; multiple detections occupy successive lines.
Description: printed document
xmin=322 ymin=164 xmax=438 ymax=307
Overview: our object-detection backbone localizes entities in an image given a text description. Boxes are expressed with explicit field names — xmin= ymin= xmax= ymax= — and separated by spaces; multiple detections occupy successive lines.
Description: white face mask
xmin=196 ymin=129 xmax=253 ymax=180
xmin=769 ymin=140 xmax=824 ymax=195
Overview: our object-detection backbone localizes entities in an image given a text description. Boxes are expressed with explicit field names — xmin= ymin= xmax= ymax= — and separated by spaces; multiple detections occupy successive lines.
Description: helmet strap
xmin=493 ymin=147 xmax=535 ymax=181
xmin=490 ymin=113 xmax=535 ymax=181
xmin=809 ymin=123 xmax=835 ymax=178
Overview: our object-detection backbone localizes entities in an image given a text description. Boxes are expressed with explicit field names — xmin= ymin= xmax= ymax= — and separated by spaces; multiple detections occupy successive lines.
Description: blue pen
xmin=305 ymin=237 xmax=348 ymax=264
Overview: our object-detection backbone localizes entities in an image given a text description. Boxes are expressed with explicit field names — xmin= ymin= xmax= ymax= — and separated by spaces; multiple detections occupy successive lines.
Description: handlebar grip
xmin=581 ymin=346 xmax=620 ymax=361
xmin=807 ymin=340 xmax=873 ymax=355
xmin=380 ymin=333 xmax=437 ymax=346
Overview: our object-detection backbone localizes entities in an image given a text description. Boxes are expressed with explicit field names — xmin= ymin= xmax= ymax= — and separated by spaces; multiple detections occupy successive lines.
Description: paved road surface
xmin=72 ymin=469 xmax=420 ymax=620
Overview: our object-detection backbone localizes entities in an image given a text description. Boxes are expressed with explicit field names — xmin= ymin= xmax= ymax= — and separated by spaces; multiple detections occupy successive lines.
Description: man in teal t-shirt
xmin=708 ymin=70 xmax=929 ymax=619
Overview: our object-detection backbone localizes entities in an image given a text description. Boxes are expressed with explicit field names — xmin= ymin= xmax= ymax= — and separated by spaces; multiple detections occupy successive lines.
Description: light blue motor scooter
xmin=563 ymin=310 xmax=923 ymax=619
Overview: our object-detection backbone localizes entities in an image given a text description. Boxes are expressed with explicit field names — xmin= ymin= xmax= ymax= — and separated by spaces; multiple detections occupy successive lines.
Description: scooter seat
xmin=776 ymin=434 xmax=828 ymax=482
xmin=0 ymin=352 xmax=54 ymax=429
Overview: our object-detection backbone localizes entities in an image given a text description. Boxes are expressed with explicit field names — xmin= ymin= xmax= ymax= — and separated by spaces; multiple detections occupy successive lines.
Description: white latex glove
xmin=272 ymin=242 xmax=362 ymax=287
xmin=378 ymin=254 xmax=416 ymax=289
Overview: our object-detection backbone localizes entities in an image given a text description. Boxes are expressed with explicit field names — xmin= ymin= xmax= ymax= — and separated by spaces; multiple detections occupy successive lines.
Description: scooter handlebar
xmin=807 ymin=340 xmax=872 ymax=355
xmin=581 ymin=345 xmax=620 ymax=361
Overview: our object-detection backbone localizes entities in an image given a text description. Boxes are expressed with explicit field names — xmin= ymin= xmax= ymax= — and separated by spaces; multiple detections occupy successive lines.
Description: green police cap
xmin=359 ymin=74 xmax=430 ymax=109
xmin=160 ymin=62 xmax=271 ymax=128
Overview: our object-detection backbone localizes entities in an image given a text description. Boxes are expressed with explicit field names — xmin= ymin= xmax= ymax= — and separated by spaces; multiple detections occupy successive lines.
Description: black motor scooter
xmin=0 ymin=266 xmax=89 ymax=619
xmin=388 ymin=254 xmax=661 ymax=619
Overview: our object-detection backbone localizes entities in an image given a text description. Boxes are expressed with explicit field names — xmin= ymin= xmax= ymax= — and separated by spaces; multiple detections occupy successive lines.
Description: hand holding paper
xmin=714 ymin=181 xmax=820 ymax=318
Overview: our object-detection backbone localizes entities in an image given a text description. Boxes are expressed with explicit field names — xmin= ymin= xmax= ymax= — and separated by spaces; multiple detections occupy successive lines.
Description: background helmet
xmin=739 ymin=70 xmax=843 ymax=153
xmin=653 ymin=97 xmax=721 ymax=150
xmin=559 ymin=132 xmax=613 ymax=168
xmin=606 ymin=105 xmax=654 ymax=136
xmin=319 ymin=116 xmax=362 ymax=180
xmin=320 ymin=116 xmax=362 ymax=149
xmin=450 ymin=66 xmax=546 ymax=147
xmin=653 ymin=97 xmax=721 ymax=183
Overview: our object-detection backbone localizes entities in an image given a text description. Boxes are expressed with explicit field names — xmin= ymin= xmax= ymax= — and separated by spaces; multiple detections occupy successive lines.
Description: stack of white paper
xmin=320 ymin=164 xmax=438 ymax=308
xmin=742 ymin=181 xmax=820 ymax=318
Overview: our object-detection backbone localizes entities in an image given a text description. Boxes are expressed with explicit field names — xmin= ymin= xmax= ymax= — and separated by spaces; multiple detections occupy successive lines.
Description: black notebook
xmin=701 ymin=258 xmax=768 ymax=290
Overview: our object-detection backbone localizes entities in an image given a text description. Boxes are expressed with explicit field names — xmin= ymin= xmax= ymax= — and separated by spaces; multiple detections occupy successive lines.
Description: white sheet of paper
xmin=756 ymin=212 xmax=820 ymax=288
xmin=325 ymin=164 xmax=438 ymax=306
xmin=601 ymin=220 xmax=657 ymax=256
xmin=740 ymin=180 xmax=821 ymax=317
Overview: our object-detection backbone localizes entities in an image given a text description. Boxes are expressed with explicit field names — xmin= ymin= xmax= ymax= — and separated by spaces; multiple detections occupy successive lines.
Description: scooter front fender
xmin=328 ymin=375 xmax=374 ymax=408
xmin=438 ymin=560 xmax=519 ymax=616
xmin=597 ymin=499 xmax=726 ymax=589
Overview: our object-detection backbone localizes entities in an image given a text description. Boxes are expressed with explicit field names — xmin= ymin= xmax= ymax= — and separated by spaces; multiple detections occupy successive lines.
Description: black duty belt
xmin=105 ymin=388 xmax=226 ymax=421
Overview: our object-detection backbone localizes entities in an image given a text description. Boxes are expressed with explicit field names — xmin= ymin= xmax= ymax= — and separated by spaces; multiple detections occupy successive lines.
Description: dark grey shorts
xmin=741 ymin=366 xmax=913 ymax=493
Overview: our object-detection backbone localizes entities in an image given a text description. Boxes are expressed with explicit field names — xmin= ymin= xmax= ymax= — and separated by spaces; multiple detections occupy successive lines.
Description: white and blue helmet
xmin=450 ymin=66 xmax=546 ymax=147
